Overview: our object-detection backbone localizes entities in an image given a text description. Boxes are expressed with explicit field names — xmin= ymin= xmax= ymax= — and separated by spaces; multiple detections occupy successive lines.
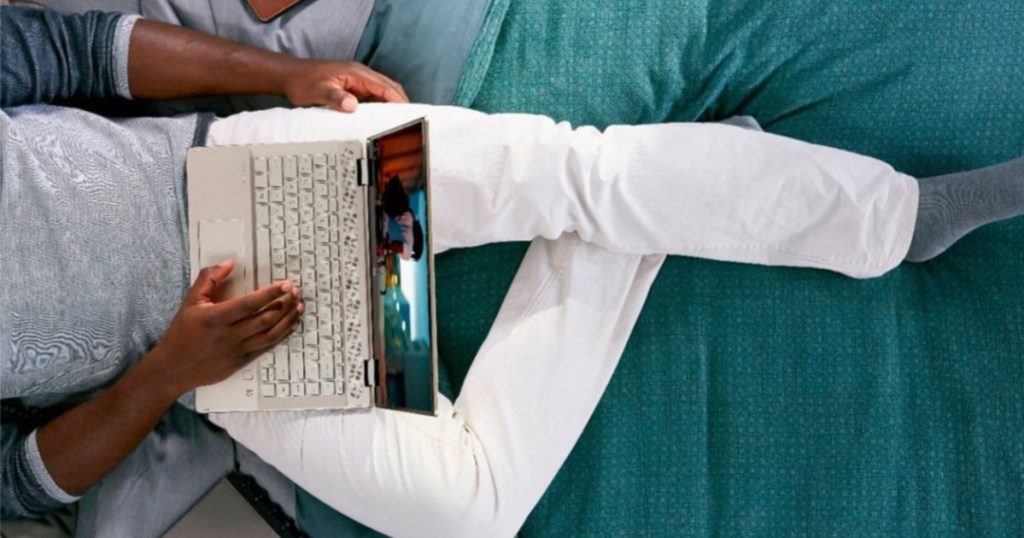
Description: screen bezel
xmin=366 ymin=118 xmax=437 ymax=415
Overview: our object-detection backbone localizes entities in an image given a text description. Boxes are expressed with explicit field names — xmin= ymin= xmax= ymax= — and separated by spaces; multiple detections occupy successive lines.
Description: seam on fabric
xmin=111 ymin=14 xmax=142 ymax=100
xmin=452 ymin=0 xmax=512 ymax=107
xmin=615 ymin=241 xmax=898 ymax=276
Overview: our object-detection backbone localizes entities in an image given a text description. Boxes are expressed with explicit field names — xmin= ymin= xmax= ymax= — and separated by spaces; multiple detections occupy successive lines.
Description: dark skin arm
xmin=127 ymin=18 xmax=408 ymax=112
xmin=36 ymin=262 xmax=303 ymax=496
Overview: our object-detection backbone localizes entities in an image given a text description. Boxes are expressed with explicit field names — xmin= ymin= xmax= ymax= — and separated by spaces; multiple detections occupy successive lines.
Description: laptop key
xmin=284 ymin=155 xmax=297 ymax=178
xmin=290 ymin=350 xmax=304 ymax=379
xmin=256 ymin=205 xmax=269 ymax=228
xmin=275 ymin=353 xmax=290 ymax=381
xmin=269 ymin=157 xmax=283 ymax=187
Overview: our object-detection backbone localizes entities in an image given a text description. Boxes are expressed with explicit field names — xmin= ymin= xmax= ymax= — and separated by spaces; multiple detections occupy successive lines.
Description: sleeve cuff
xmin=24 ymin=430 xmax=81 ymax=505
xmin=112 ymin=14 xmax=143 ymax=100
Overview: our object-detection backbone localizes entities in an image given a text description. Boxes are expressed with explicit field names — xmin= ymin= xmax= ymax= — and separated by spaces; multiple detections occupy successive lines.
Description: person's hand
xmin=285 ymin=60 xmax=409 ymax=112
xmin=149 ymin=262 xmax=304 ymax=396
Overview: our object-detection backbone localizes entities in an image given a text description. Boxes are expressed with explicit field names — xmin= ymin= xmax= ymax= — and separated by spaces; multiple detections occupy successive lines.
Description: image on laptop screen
xmin=370 ymin=122 xmax=435 ymax=414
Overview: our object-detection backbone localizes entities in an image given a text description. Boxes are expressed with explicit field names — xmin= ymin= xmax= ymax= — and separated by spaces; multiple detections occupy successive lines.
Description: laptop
xmin=185 ymin=119 xmax=437 ymax=415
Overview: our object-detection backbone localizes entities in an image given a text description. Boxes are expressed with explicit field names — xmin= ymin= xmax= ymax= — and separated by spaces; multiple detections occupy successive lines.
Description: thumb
xmin=186 ymin=261 xmax=235 ymax=305
xmin=327 ymin=88 xmax=358 ymax=112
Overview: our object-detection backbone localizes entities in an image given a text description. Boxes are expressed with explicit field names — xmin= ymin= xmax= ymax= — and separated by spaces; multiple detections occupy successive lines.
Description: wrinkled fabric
xmin=206 ymin=104 xmax=918 ymax=537
xmin=208 ymin=105 xmax=918 ymax=277
xmin=0 ymin=7 xmax=137 ymax=107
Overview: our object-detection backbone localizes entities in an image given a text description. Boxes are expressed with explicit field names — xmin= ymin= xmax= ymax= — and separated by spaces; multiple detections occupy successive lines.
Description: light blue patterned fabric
xmin=1 ymin=106 xmax=196 ymax=401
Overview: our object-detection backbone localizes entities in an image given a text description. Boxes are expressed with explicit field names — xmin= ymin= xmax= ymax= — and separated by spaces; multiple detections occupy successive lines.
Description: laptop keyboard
xmin=250 ymin=151 xmax=370 ymax=406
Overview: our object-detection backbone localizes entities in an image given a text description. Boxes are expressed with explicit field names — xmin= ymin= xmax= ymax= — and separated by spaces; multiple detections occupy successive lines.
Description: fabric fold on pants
xmin=208 ymin=104 xmax=918 ymax=278
xmin=212 ymin=235 xmax=666 ymax=537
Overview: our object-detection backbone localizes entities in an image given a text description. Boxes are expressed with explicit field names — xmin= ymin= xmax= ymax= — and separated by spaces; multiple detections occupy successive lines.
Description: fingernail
xmin=296 ymin=302 xmax=305 ymax=314
xmin=292 ymin=286 xmax=301 ymax=298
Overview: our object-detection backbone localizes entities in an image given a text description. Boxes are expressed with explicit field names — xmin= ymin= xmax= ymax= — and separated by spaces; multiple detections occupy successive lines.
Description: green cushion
xmin=298 ymin=0 xmax=1024 ymax=535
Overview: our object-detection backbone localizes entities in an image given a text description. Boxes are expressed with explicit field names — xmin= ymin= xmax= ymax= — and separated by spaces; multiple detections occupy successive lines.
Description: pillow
xmin=354 ymin=0 xmax=493 ymax=105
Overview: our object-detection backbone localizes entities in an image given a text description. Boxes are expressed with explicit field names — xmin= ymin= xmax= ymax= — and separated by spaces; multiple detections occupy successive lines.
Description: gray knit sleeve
xmin=111 ymin=13 xmax=141 ymax=99
xmin=1 ymin=422 xmax=80 ymax=519
xmin=0 ymin=7 xmax=138 ymax=107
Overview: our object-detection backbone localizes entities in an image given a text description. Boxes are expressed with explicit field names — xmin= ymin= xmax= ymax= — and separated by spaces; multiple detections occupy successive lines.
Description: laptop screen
xmin=368 ymin=120 xmax=437 ymax=414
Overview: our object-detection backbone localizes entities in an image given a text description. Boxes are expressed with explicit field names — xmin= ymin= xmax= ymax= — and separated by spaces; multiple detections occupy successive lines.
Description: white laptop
xmin=185 ymin=119 xmax=437 ymax=415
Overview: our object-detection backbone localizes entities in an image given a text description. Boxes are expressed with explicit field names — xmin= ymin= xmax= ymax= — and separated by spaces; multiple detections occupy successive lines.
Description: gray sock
xmin=905 ymin=156 xmax=1024 ymax=262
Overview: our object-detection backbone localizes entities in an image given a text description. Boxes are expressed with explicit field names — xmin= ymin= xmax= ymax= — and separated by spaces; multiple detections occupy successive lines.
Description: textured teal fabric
xmin=463 ymin=1 xmax=1024 ymax=535
xmin=298 ymin=0 xmax=1024 ymax=535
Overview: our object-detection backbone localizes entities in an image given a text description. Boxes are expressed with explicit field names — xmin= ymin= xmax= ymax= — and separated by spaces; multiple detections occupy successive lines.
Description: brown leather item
xmin=246 ymin=0 xmax=306 ymax=22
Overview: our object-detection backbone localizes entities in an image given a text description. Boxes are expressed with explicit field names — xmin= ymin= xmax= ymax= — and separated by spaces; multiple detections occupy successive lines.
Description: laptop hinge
xmin=356 ymin=158 xmax=370 ymax=186
xmin=364 ymin=358 xmax=376 ymax=387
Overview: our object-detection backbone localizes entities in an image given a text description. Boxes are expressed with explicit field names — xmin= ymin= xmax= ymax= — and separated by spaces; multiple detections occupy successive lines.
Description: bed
xmin=298 ymin=0 xmax=1024 ymax=535
xmin=21 ymin=0 xmax=1020 ymax=534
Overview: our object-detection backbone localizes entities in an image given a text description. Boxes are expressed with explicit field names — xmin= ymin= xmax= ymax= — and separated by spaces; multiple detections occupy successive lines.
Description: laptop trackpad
xmin=197 ymin=218 xmax=248 ymax=301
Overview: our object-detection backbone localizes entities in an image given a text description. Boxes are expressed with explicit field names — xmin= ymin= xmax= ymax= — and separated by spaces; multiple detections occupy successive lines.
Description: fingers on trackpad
xmin=198 ymin=219 xmax=248 ymax=299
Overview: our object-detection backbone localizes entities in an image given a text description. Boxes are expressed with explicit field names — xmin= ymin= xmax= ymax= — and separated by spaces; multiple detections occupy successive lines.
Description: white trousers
xmin=206 ymin=105 xmax=918 ymax=278
xmin=205 ymin=104 xmax=918 ymax=537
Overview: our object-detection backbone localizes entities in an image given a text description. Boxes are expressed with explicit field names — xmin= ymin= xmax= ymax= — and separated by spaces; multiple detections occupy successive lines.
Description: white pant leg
xmin=211 ymin=236 xmax=665 ymax=537
xmin=208 ymin=104 xmax=918 ymax=278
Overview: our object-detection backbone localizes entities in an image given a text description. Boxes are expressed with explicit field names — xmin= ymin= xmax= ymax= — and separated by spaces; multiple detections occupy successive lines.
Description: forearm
xmin=34 ymin=348 xmax=182 ymax=496
xmin=2 ymin=6 xmax=403 ymax=111
xmin=31 ymin=264 xmax=300 ymax=497
xmin=126 ymin=18 xmax=310 ymax=100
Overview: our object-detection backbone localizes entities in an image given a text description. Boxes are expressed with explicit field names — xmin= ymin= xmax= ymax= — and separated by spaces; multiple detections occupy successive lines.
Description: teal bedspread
xmin=299 ymin=0 xmax=1023 ymax=535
